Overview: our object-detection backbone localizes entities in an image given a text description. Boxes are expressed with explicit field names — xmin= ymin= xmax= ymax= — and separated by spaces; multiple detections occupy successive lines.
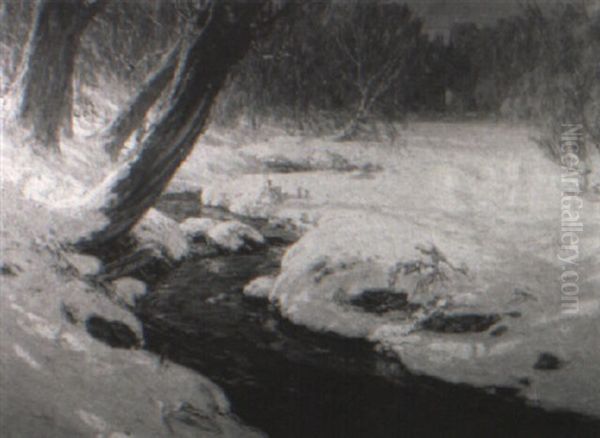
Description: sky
xmin=402 ymin=0 xmax=593 ymax=38
xmin=406 ymin=0 xmax=518 ymax=35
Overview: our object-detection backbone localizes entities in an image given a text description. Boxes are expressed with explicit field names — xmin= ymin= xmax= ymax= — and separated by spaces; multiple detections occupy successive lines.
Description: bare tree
xmin=328 ymin=2 xmax=423 ymax=140
xmin=77 ymin=0 xmax=287 ymax=254
xmin=14 ymin=0 xmax=108 ymax=151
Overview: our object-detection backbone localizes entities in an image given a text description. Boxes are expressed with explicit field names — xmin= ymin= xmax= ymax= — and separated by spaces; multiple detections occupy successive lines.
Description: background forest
xmin=2 ymin=0 xmax=599 ymax=157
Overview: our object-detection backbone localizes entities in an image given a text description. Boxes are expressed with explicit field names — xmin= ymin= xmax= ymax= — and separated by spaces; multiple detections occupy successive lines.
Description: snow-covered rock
xmin=269 ymin=211 xmax=482 ymax=337
xmin=207 ymin=220 xmax=265 ymax=252
xmin=63 ymin=252 xmax=102 ymax=277
xmin=243 ymin=276 xmax=276 ymax=299
xmin=203 ymin=176 xmax=289 ymax=218
xmin=180 ymin=217 xmax=218 ymax=240
xmin=111 ymin=277 xmax=147 ymax=308
xmin=132 ymin=208 xmax=189 ymax=261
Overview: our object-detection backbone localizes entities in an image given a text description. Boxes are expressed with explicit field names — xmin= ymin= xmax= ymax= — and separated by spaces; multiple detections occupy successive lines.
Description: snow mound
xmin=206 ymin=220 xmax=265 ymax=252
xmin=243 ymin=276 xmax=276 ymax=299
xmin=62 ymin=252 xmax=102 ymax=277
xmin=111 ymin=277 xmax=147 ymax=308
xmin=132 ymin=208 xmax=189 ymax=261
xmin=269 ymin=211 xmax=486 ymax=337
xmin=180 ymin=217 xmax=218 ymax=240
xmin=203 ymin=176 xmax=287 ymax=218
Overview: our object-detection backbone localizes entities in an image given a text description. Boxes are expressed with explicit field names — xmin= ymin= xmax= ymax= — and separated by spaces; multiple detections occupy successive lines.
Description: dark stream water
xmin=136 ymin=193 xmax=600 ymax=438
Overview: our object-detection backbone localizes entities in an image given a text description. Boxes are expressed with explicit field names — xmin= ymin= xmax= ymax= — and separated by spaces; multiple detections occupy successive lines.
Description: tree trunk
xmin=103 ymin=42 xmax=180 ymax=161
xmin=77 ymin=1 xmax=286 ymax=254
xmin=16 ymin=0 xmax=107 ymax=151
xmin=338 ymin=94 xmax=372 ymax=141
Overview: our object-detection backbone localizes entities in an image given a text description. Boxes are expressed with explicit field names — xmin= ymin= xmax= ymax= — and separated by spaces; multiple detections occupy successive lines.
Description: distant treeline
xmin=221 ymin=2 xmax=598 ymax=135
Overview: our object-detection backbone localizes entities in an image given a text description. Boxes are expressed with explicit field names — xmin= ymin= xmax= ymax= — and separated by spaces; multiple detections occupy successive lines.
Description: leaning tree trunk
xmin=77 ymin=0 xmax=287 ymax=254
xmin=102 ymin=42 xmax=181 ymax=161
xmin=16 ymin=0 xmax=108 ymax=151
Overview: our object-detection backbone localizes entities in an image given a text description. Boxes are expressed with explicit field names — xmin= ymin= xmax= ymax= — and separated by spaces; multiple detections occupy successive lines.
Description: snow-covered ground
xmin=0 ymin=107 xmax=263 ymax=436
xmin=173 ymin=121 xmax=600 ymax=418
